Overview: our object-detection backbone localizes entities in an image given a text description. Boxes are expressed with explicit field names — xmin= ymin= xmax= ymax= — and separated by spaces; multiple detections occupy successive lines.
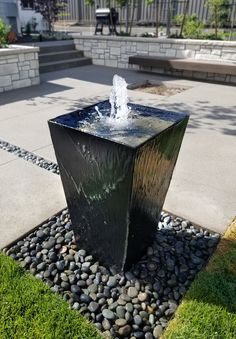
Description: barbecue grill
xmin=95 ymin=8 xmax=119 ymax=35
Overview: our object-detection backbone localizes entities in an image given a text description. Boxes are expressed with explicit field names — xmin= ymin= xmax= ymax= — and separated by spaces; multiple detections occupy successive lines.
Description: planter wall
xmin=49 ymin=101 xmax=188 ymax=271
xmin=72 ymin=35 xmax=236 ymax=84
xmin=0 ymin=45 xmax=40 ymax=93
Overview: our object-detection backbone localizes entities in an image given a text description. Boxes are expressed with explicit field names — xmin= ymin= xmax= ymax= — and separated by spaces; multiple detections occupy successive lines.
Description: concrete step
xmin=39 ymin=57 xmax=92 ymax=73
xmin=39 ymin=50 xmax=84 ymax=63
xmin=39 ymin=43 xmax=76 ymax=54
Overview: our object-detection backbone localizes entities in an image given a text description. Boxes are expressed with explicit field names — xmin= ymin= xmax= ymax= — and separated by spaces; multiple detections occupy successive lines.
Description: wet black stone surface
xmin=48 ymin=101 xmax=189 ymax=270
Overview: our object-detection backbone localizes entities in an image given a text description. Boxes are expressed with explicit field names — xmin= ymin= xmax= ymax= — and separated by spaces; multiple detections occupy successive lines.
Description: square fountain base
xmin=49 ymin=101 xmax=188 ymax=271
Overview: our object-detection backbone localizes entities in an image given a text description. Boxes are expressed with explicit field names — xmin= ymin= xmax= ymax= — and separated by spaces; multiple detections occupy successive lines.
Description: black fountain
xmin=48 ymin=75 xmax=189 ymax=272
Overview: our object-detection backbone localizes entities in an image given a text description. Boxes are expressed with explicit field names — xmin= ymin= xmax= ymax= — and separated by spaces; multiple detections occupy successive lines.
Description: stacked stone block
xmin=73 ymin=36 xmax=236 ymax=84
xmin=0 ymin=46 xmax=40 ymax=93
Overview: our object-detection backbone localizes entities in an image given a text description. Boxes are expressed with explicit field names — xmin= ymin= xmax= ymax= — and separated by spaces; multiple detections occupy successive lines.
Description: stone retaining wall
xmin=0 ymin=45 xmax=40 ymax=93
xmin=72 ymin=35 xmax=236 ymax=83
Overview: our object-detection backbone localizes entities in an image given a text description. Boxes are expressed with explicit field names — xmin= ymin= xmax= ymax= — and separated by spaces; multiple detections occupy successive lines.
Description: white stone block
xmin=185 ymin=44 xmax=201 ymax=51
xmin=30 ymin=60 xmax=39 ymax=69
xmin=7 ymin=57 xmax=18 ymax=63
xmin=161 ymin=43 xmax=171 ymax=49
xmin=25 ymin=53 xmax=35 ymax=61
xmin=148 ymin=44 xmax=160 ymax=52
xmin=137 ymin=42 xmax=148 ymax=52
xmin=222 ymin=53 xmax=236 ymax=61
xmin=20 ymin=70 xmax=29 ymax=79
xmin=0 ymin=63 xmax=18 ymax=76
xmin=110 ymin=47 xmax=120 ymax=55
xmin=98 ymin=42 xmax=107 ymax=49
xmin=29 ymin=69 xmax=35 ymax=78
xmin=108 ymin=41 xmax=119 ymax=47
xmin=105 ymin=59 xmax=118 ymax=67
xmin=19 ymin=54 xmax=25 ymax=62
xmin=13 ymin=78 xmax=31 ymax=89
xmin=211 ymin=49 xmax=222 ymax=56
xmin=93 ymin=59 xmax=105 ymax=66
xmin=1 ymin=75 xmax=11 ymax=87
xmin=22 ymin=66 xmax=30 ymax=71
xmin=31 ymin=77 xmax=40 ymax=85
xmin=200 ymin=48 xmax=211 ymax=54
xmin=165 ymin=49 xmax=176 ymax=57
xmin=12 ymin=74 xmax=20 ymax=81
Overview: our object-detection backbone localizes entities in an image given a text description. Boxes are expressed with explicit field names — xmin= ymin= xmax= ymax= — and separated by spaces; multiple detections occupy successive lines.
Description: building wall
xmin=0 ymin=0 xmax=21 ymax=34
xmin=16 ymin=0 xmax=47 ymax=32
xmin=73 ymin=35 xmax=236 ymax=84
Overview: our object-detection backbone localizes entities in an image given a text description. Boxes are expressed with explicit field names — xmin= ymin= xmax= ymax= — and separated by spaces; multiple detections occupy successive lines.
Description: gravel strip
xmin=4 ymin=209 xmax=220 ymax=339
xmin=0 ymin=139 xmax=59 ymax=174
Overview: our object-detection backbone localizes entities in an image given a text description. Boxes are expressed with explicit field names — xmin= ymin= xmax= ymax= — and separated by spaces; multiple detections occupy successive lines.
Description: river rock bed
xmin=5 ymin=209 xmax=219 ymax=339
xmin=0 ymin=139 xmax=59 ymax=174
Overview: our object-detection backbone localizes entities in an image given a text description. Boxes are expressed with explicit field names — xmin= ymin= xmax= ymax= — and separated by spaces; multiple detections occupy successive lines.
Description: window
xmin=21 ymin=0 xmax=34 ymax=10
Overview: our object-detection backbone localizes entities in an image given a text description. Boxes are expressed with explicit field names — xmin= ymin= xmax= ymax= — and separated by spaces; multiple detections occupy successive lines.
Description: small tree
xmin=21 ymin=0 xmax=68 ymax=32
xmin=206 ymin=0 xmax=230 ymax=38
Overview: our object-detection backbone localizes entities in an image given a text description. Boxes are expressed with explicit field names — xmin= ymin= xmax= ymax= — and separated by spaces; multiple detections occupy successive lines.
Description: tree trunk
xmin=129 ymin=0 xmax=136 ymax=35
xmin=180 ymin=0 xmax=190 ymax=37
xmin=155 ymin=0 xmax=159 ymax=37
xmin=166 ymin=0 xmax=172 ymax=37
xmin=229 ymin=0 xmax=236 ymax=40
xmin=214 ymin=5 xmax=218 ymax=38
xmin=48 ymin=1 xmax=52 ymax=32
xmin=126 ymin=2 xmax=129 ymax=34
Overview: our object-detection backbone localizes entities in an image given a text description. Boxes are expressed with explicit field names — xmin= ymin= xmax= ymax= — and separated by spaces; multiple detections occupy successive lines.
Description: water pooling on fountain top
xmin=52 ymin=75 xmax=187 ymax=148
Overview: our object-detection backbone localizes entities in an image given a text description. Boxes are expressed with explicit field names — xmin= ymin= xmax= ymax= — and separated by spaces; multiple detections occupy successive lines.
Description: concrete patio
xmin=0 ymin=64 xmax=235 ymax=248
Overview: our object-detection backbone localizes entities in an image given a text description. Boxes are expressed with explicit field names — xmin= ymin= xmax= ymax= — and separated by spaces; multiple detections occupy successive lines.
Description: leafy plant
xmin=206 ymin=0 xmax=230 ymax=38
xmin=174 ymin=14 xmax=204 ymax=38
xmin=0 ymin=18 xmax=11 ymax=48
xmin=6 ymin=31 xmax=17 ymax=44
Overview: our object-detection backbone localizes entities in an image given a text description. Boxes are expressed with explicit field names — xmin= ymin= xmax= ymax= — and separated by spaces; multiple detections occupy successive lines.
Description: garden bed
xmin=129 ymin=81 xmax=189 ymax=96
xmin=4 ymin=209 xmax=219 ymax=338
xmin=164 ymin=218 xmax=236 ymax=339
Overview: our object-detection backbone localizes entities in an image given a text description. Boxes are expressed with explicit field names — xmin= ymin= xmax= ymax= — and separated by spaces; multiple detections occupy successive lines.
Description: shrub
xmin=0 ymin=18 xmax=11 ymax=47
xmin=174 ymin=14 xmax=204 ymax=38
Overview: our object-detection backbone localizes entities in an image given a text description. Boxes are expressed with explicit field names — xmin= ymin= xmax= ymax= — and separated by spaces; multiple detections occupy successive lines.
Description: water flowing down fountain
xmin=48 ymin=75 xmax=189 ymax=271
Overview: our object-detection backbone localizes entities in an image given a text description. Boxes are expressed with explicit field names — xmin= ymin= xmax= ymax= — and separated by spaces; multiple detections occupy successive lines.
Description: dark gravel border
xmin=4 ymin=209 xmax=220 ymax=339
xmin=0 ymin=139 xmax=59 ymax=174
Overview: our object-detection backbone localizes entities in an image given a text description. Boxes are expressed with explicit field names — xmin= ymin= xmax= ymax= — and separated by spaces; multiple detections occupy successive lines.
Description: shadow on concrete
xmin=0 ymin=82 xmax=73 ymax=106
xmin=156 ymin=101 xmax=236 ymax=136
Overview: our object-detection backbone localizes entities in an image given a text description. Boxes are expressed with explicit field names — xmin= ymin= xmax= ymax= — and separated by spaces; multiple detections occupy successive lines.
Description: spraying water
xmin=109 ymin=75 xmax=130 ymax=120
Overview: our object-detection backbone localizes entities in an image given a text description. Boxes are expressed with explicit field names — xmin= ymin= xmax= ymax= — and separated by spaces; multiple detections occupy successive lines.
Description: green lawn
xmin=0 ymin=253 xmax=102 ymax=339
xmin=164 ymin=219 xmax=236 ymax=339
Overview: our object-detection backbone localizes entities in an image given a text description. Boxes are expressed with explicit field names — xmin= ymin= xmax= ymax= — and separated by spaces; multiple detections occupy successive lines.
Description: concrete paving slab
xmin=131 ymin=81 xmax=236 ymax=233
xmin=33 ymin=145 xmax=57 ymax=163
xmin=0 ymin=149 xmax=19 ymax=166
xmin=0 ymin=65 xmax=235 ymax=235
xmin=0 ymin=157 xmax=66 ymax=249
